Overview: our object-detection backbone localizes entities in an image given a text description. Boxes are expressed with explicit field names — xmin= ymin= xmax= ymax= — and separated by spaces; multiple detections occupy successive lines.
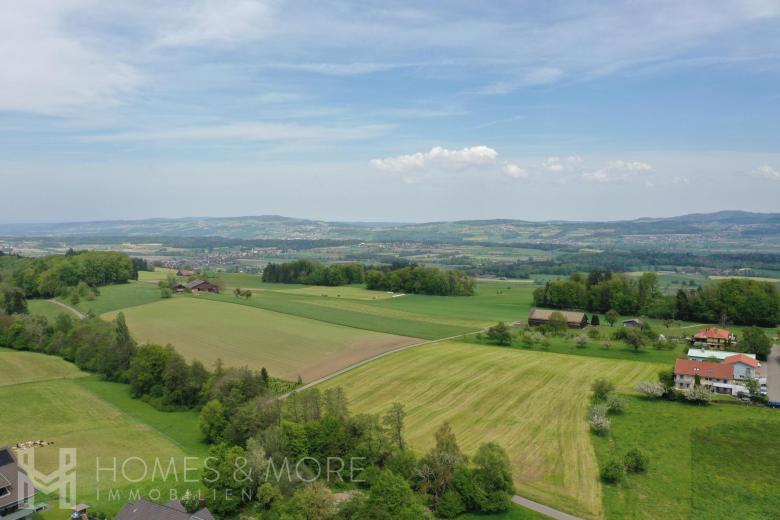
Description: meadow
xmin=103 ymin=297 xmax=422 ymax=382
xmin=59 ymin=280 xmax=161 ymax=315
xmin=0 ymin=350 xmax=198 ymax=517
xmin=319 ymin=341 xmax=664 ymax=519
xmin=26 ymin=300 xmax=78 ymax=321
xmin=591 ymin=396 xmax=780 ymax=519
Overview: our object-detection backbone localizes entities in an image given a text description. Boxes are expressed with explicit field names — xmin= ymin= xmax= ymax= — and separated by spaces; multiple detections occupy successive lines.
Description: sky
xmin=1 ymin=0 xmax=779 ymax=224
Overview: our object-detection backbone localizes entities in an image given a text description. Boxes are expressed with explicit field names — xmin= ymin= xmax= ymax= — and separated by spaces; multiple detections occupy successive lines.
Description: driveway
xmin=768 ymin=344 xmax=780 ymax=404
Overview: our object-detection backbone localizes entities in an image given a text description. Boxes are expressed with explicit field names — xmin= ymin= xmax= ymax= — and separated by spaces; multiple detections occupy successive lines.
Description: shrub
xmin=486 ymin=322 xmax=512 ymax=346
xmin=589 ymin=413 xmax=611 ymax=435
xmin=624 ymin=448 xmax=649 ymax=473
xmin=589 ymin=403 xmax=609 ymax=418
xmin=160 ymin=288 xmax=173 ymax=299
xmin=591 ymin=379 xmax=615 ymax=402
xmin=635 ymin=381 xmax=665 ymax=399
xmin=600 ymin=459 xmax=624 ymax=483
xmin=437 ymin=489 xmax=466 ymax=519
xmin=575 ymin=334 xmax=589 ymax=348
xmin=606 ymin=394 xmax=626 ymax=414
xmin=683 ymin=385 xmax=712 ymax=405
xmin=587 ymin=327 xmax=601 ymax=340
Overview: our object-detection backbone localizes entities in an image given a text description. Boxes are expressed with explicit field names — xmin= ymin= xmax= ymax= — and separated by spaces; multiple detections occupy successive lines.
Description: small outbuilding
xmin=176 ymin=279 xmax=220 ymax=294
xmin=622 ymin=318 xmax=644 ymax=328
xmin=528 ymin=308 xmax=588 ymax=329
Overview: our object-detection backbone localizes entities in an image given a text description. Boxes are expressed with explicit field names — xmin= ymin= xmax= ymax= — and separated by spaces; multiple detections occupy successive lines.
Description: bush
xmin=606 ymin=394 xmax=626 ymax=414
xmin=600 ymin=459 xmax=624 ymax=483
xmin=589 ymin=413 xmax=611 ymax=435
xmin=575 ymin=334 xmax=589 ymax=348
xmin=635 ymin=381 xmax=665 ymax=399
xmin=624 ymin=448 xmax=649 ymax=473
xmin=587 ymin=328 xmax=601 ymax=340
xmin=160 ymin=288 xmax=173 ymax=299
xmin=683 ymin=385 xmax=713 ymax=404
xmin=591 ymin=378 xmax=615 ymax=402
xmin=437 ymin=489 xmax=466 ymax=519
xmin=486 ymin=322 xmax=513 ymax=346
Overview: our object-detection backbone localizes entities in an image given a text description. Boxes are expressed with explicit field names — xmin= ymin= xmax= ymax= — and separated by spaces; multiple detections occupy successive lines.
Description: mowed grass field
xmin=26 ymin=300 xmax=78 ymax=321
xmin=0 ymin=350 xmax=197 ymax=517
xmin=592 ymin=397 xmax=780 ymax=520
xmin=60 ymin=280 xmax=161 ymax=315
xmin=104 ymin=297 xmax=422 ymax=382
xmin=319 ymin=342 xmax=663 ymax=519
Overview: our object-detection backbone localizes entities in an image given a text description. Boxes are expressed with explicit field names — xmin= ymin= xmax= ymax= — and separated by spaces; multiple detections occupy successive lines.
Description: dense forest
xmin=365 ymin=265 xmax=475 ymax=296
xmin=533 ymin=272 xmax=780 ymax=326
xmin=262 ymin=260 xmax=366 ymax=286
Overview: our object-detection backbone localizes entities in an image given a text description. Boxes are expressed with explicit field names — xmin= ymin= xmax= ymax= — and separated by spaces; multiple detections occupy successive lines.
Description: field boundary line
xmin=282 ymin=329 xmax=484 ymax=397
xmin=47 ymin=298 xmax=85 ymax=319
xmin=512 ymin=495 xmax=584 ymax=520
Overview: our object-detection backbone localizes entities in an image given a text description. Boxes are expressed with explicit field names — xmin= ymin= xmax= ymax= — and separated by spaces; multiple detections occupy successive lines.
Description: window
xmin=0 ymin=486 xmax=10 ymax=498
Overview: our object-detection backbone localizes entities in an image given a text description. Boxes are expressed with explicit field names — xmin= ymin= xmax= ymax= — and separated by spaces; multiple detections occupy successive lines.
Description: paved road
xmin=768 ymin=344 xmax=780 ymax=404
xmin=47 ymin=298 xmax=85 ymax=319
xmin=512 ymin=496 xmax=584 ymax=520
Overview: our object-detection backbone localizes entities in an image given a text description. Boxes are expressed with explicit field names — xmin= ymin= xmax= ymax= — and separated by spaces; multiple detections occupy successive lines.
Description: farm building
xmin=0 ymin=447 xmax=40 ymax=520
xmin=176 ymin=269 xmax=194 ymax=277
xmin=622 ymin=318 xmax=644 ymax=328
xmin=674 ymin=354 xmax=761 ymax=395
xmin=691 ymin=327 xmax=735 ymax=348
xmin=116 ymin=499 xmax=214 ymax=520
xmin=687 ymin=348 xmax=755 ymax=362
xmin=176 ymin=279 xmax=220 ymax=293
xmin=528 ymin=308 xmax=588 ymax=329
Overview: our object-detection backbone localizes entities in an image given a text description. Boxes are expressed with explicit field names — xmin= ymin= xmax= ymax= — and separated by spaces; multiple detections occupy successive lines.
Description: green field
xmin=59 ymin=281 xmax=161 ymax=315
xmin=27 ymin=300 xmax=78 ymax=321
xmin=592 ymin=397 xmax=780 ymax=519
xmin=319 ymin=342 xmax=663 ymax=519
xmin=103 ymin=297 xmax=421 ymax=382
xmin=0 ymin=350 xmax=197 ymax=517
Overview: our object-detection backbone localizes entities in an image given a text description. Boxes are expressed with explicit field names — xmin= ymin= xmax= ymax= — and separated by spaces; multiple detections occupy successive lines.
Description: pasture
xmin=103 ymin=297 xmax=422 ymax=382
xmin=592 ymin=396 xmax=780 ymax=519
xmin=0 ymin=350 xmax=196 ymax=516
xmin=26 ymin=299 xmax=77 ymax=321
xmin=62 ymin=281 xmax=161 ymax=315
xmin=319 ymin=342 xmax=663 ymax=519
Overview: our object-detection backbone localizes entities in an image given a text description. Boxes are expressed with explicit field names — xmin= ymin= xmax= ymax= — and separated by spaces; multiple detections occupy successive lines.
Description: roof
xmin=723 ymin=354 xmax=760 ymax=368
xmin=115 ymin=499 xmax=214 ymax=520
xmin=528 ymin=308 xmax=586 ymax=323
xmin=687 ymin=348 xmax=755 ymax=361
xmin=693 ymin=328 xmax=732 ymax=340
xmin=184 ymin=279 xmax=214 ymax=289
xmin=674 ymin=359 xmax=733 ymax=380
xmin=0 ymin=447 xmax=36 ymax=509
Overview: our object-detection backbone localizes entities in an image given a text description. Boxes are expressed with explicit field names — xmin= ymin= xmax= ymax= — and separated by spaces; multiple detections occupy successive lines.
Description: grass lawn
xmin=60 ymin=281 xmax=161 ymax=315
xmin=591 ymin=396 xmax=780 ymax=519
xmin=0 ymin=350 xmax=198 ymax=517
xmin=0 ymin=349 xmax=84 ymax=386
xmin=272 ymin=284 xmax=395 ymax=300
xmin=26 ymin=300 xmax=77 ymax=321
xmin=103 ymin=296 xmax=422 ymax=382
xmin=319 ymin=342 xmax=664 ymax=519
xmin=137 ymin=268 xmax=177 ymax=284
xmin=459 ymin=504 xmax=547 ymax=519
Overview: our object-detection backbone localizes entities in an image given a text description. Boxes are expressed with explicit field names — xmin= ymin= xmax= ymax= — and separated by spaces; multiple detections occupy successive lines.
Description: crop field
xmin=61 ymin=281 xmax=161 ymax=315
xmin=592 ymin=397 xmax=780 ymax=520
xmin=103 ymin=297 xmax=422 ymax=382
xmin=0 ymin=350 xmax=195 ymax=517
xmin=319 ymin=342 xmax=663 ymax=519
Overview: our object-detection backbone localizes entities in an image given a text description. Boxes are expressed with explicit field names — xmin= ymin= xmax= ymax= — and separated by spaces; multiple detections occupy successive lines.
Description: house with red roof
xmin=674 ymin=354 xmax=761 ymax=395
xmin=691 ymin=327 xmax=735 ymax=348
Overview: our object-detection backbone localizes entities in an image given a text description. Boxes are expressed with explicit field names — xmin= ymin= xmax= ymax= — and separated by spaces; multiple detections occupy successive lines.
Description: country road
xmin=47 ymin=298 xmax=85 ymax=319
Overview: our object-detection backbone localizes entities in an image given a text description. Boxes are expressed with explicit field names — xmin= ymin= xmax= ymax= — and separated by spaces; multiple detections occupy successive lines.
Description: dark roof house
xmin=175 ymin=280 xmax=220 ymax=293
xmin=116 ymin=499 xmax=214 ymax=520
xmin=0 ymin=447 xmax=39 ymax=520
xmin=528 ymin=308 xmax=588 ymax=329
xmin=622 ymin=318 xmax=644 ymax=328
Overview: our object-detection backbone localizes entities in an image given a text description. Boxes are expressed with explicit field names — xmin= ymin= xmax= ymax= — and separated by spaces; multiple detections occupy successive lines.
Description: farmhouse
xmin=0 ymin=447 xmax=39 ymax=520
xmin=687 ymin=348 xmax=756 ymax=362
xmin=116 ymin=499 xmax=214 ymax=520
xmin=674 ymin=354 xmax=761 ymax=395
xmin=176 ymin=270 xmax=194 ymax=277
xmin=528 ymin=308 xmax=588 ymax=329
xmin=691 ymin=327 xmax=735 ymax=348
xmin=176 ymin=279 xmax=219 ymax=294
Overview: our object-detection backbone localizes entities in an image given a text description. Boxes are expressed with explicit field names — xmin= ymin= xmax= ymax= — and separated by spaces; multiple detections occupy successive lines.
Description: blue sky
xmin=1 ymin=0 xmax=779 ymax=223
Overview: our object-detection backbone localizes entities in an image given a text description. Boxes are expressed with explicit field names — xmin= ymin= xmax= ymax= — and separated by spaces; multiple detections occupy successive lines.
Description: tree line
xmin=533 ymin=272 xmax=779 ymax=326
xmin=196 ymin=383 xmax=515 ymax=518
xmin=262 ymin=260 xmax=366 ymax=286
xmin=365 ymin=265 xmax=475 ymax=296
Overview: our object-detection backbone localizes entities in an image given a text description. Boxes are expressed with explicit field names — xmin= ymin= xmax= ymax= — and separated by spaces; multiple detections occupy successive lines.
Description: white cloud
xmin=583 ymin=161 xmax=655 ymax=183
xmin=80 ymin=122 xmax=391 ymax=143
xmin=541 ymin=156 xmax=584 ymax=173
xmin=156 ymin=0 xmax=277 ymax=47
xmin=753 ymin=164 xmax=780 ymax=181
xmin=370 ymin=146 xmax=498 ymax=173
xmin=503 ymin=163 xmax=528 ymax=179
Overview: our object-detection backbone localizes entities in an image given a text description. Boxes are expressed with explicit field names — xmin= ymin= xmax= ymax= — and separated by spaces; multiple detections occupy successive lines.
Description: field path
xmin=513 ymin=496 xmax=584 ymax=520
xmin=47 ymin=298 xmax=85 ymax=319
xmin=282 ymin=330 xmax=483 ymax=396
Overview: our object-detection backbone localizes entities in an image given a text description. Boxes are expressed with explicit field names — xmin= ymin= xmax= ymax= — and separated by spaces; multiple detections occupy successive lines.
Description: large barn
xmin=527 ymin=308 xmax=588 ymax=329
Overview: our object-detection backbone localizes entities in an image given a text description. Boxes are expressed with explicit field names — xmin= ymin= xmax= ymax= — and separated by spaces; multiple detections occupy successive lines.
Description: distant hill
xmin=1 ymin=211 xmax=779 ymax=251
